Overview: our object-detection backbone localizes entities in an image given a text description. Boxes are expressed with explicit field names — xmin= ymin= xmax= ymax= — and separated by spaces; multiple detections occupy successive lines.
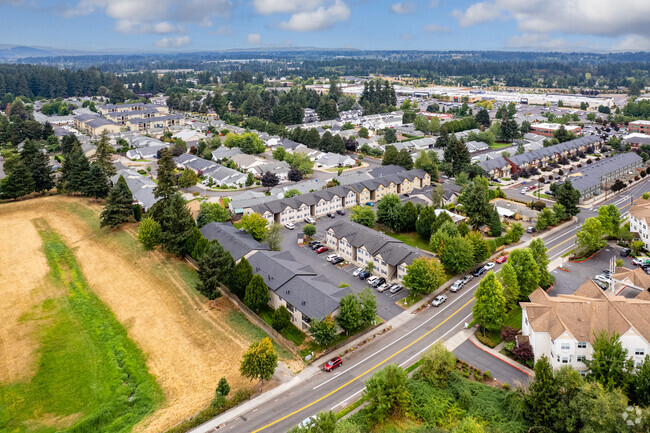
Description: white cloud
xmin=252 ymin=0 xmax=326 ymax=15
xmin=424 ymin=24 xmax=450 ymax=33
xmin=155 ymin=35 xmax=191 ymax=48
xmin=452 ymin=1 xmax=503 ymax=27
xmin=390 ymin=2 xmax=415 ymax=14
xmin=401 ymin=33 xmax=413 ymax=40
xmin=214 ymin=25 xmax=234 ymax=35
xmin=279 ymin=0 xmax=350 ymax=32
xmin=247 ymin=33 xmax=262 ymax=44
xmin=429 ymin=0 xmax=439 ymax=7
xmin=614 ymin=35 xmax=650 ymax=51
xmin=506 ymin=33 xmax=567 ymax=50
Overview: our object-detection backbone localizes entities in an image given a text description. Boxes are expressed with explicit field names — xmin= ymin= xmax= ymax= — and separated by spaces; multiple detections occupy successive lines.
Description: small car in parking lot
xmin=358 ymin=270 xmax=370 ymax=280
xmin=352 ymin=267 xmax=364 ymax=277
xmin=331 ymin=257 xmax=344 ymax=265
xmin=366 ymin=276 xmax=378 ymax=285
xmin=324 ymin=356 xmax=342 ymax=372
xmin=462 ymin=274 xmax=474 ymax=284
xmin=403 ymin=193 xmax=410 ymax=197
xmin=376 ymin=283 xmax=390 ymax=292
xmin=594 ymin=280 xmax=608 ymax=290
xmin=621 ymin=248 xmax=631 ymax=257
xmin=304 ymin=217 xmax=316 ymax=224
xmin=496 ymin=256 xmax=507 ymax=264
xmin=326 ymin=213 xmax=335 ymax=218
xmin=473 ymin=267 xmax=486 ymax=277
xmin=365 ymin=202 xmax=374 ymax=206
xmin=371 ymin=277 xmax=386 ymax=288
xmin=483 ymin=261 xmax=495 ymax=271
xmin=526 ymin=226 xmax=536 ymax=234
xmin=336 ymin=209 xmax=346 ymax=215
xmin=316 ymin=246 xmax=329 ymax=254
xmin=595 ymin=274 xmax=611 ymax=284
xmin=432 ymin=295 xmax=447 ymax=307
xmin=389 ymin=284 xmax=404 ymax=294
xmin=326 ymin=254 xmax=339 ymax=262
xmin=284 ymin=222 xmax=295 ymax=230
xmin=633 ymin=258 xmax=648 ymax=266
xmin=450 ymin=279 xmax=464 ymax=292
xmin=310 ymin=242 xmax=323 ymax=250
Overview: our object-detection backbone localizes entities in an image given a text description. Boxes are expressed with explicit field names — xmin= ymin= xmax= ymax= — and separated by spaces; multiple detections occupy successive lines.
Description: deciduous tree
xmin=472 ymin=271 xmax=507 ymax=332
xmin=498 ymin=262 xmax=520 ymax=309
xmin=350 ymin=205 xmax=375 ymax=228
xmin=240 ymin=337 xmax=278 ymax=391
xmin=137 ymin=217 xmax=161 ymax=250
xmin=336 ymin=293 xmax=361 ymax=334
xmin=402 ymin=257 xmax=445 ymax=295
xmin=376 ymin=193 xmax=403 ymax=231
xmin=508 ymin=248 xmax=540 ymax=298
xmin=440 ymin=236 xmax=475 ymax=274
xmin=261 ymin=171 xmax=279 ymax=191
xmin=272 ymin=306 xmax=291 ymax=331
xmin=529 ymin=238 xmax=552 ymax=288
xmin=196 ymin=202 xmax=229 ymax=227
xmin=359 ymin=288 xmax=377 ymax=327
xmin=309 ymin=317 xmax=337 ymax=346
xmin=363 ymin=365 xmax=410 ymax=425
xmin=576 ymin=217 xmax=606 ymax=255
xmin=266 ymin=223 xmax=282 ymax=251
xmin=585 ymin=331 xmax=634 ymax=393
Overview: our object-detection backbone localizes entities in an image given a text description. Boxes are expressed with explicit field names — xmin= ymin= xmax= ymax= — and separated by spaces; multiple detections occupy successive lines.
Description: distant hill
xmin=0 ymin=45 xmax=90 ymax=60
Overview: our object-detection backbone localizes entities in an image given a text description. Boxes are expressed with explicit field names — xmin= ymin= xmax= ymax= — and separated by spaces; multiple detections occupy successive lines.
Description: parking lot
xmin=548 ymin=244 xmax=641 ymax=297
xmin=279 ymin=216 xmax=409 ymax=320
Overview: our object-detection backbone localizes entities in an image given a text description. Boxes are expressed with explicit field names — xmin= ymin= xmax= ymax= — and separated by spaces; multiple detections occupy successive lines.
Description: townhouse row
xmin=245 ymin=168 xmax=431 ymax=225
xmin=478 ymin=135 xmax=602 ymax=178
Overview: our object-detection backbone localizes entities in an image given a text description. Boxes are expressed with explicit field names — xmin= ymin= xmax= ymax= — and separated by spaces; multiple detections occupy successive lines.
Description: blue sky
xmin=1 ymin=1 xmax=649 ymax=52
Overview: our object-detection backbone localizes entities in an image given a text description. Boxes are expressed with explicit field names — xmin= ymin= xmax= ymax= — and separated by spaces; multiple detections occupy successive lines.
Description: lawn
xmin=384 ymin=230 xmax=433 ymax=253
xmin=221 ymin=197 xmax=231 ymax=208
xmin=0 ymin=221 xmax=162 ymax=432
xmin=226 ymin=310 xmax=294 ymax=360
xmin=397 ymin=293 xmax=422 ymax=309
xmin=490 ymin=141 xmax=514 ymax=150
xmin=504 ymin=306 xmax=522 ymax=330
xmin=258 ymin=305 xmax=306 ymax=346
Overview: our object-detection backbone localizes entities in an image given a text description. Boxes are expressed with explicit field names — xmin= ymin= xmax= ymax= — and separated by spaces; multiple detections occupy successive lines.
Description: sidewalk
xmin=468 ymin=333 xmax=535 ymax=377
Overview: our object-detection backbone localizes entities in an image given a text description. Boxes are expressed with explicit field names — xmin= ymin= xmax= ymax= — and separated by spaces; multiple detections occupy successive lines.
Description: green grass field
xmin=226 ymin=310 xmax=294 ymax=360
xmin=384 ymin=230 xmax=433 ymax=253
xmin=490 ymin=142 xmax=513 ymax=150
xmin=258 ymin=306 xmax=306 ymax=346
xmin=0 ymin=221 xmax=162 ymax=433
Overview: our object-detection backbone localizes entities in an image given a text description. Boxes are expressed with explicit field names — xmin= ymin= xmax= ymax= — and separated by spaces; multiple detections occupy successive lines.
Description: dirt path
xmin=0 ymin=197 xmax=301 ymax=432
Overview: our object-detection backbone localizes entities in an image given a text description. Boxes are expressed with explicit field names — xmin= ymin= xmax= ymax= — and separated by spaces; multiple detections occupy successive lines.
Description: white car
xmin=595 ymin=274 xmax=612 ymax=284
xmin=450 ymin=279 xmax=464 ymax=293
xmin=326 ymin=254 xmax=339 ymax=262
xmin=352 ymin=267 xmax=364 ymax=277
xmin=521 ymin=187 xmax=528 ymax=194
xmin=376 ymin=283 xmax=390 ymax=292
xmin=483 ymin=261 xmax=495 ymax=271
xmin=367 ymin=276 xmax=379 ymax=285
xmin=432 ymin=295 xmax=447 ymax=307
xmin=304 ymin=217 xmax=316 ymax=224
xmin=284 ymin=223 xmax=295 ymax=230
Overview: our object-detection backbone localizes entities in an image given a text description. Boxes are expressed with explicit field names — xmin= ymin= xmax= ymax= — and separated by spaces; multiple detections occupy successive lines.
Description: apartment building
xmin=125 ymin=114 xmax=184 ymax=131
xmin=630 ymin=197 xmax=650 ymax=251
xmin=628 ymin=120 xmax=650 ymax=135
xmin=528 ymin=122 xmax=582 ymax=138
xmin=521 ymin=282 xmax=650 ymax=372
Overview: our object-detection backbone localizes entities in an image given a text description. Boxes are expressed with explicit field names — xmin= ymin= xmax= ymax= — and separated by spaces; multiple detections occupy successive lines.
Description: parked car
xmin=633 ymin=258 xmax=648 ymax=266
xmin=595 ymin=274 xmax=611 ymax=284
xmin=462 ymin=274 xmax=474 ymax=285
xmin=376 ymin=283 xmax=390 ymax=293
xmin=473 ymin=267 xmax=486 ymax=277
xmin=366 ymin=276 xmax=379 ymax=285
xmin=358 ymin=270 xmax=370 ymax=280
xmin=521 ymin=187 xmax=528 ymax=194
xmin=371 ymin=277 xmax=386 ymax=288
xmin=389 ymin=284 xmax=404 ymax=294
xmin=594 ymin=280 xmax=608 ymax=290
xmin=336 ymin=209 xmax=346 ymax=215
xmin=316 ymin=246 xmax=329 ymax=254
xmin=496 ymin=256 xmax=508 ymax=264
xmin=450 ymin=279 xmax=464 ymax=293
xmin=352 ymin=267 xmax=364 ymax=277
xmin=284 ymin=222 xmax=295 ymax=230
xmin=403 ymin=193 xmax=410 ymax=197
xmin=308 ymin=240 xmax=320 ymax=247
xmin=526 ymin=226 xmax=536 ymax=234
xmin=331 ymin=257 xmax=344 ymax=265
xmin=326 ymin=254 xmax=339 ymax=262
xmin=432 ymin=295 xmax=448 ymax=307
xmin=310 ymin=243 xmax=323 ymax=250
xmin=304 ymin=217 xmax=316 ymax=224
xmin=326 ymin=213 xmax=335 ymax=218
xmin=365 ymin=202 xmax=374 ymax=206
xmin=324 ymin=356 xmax=342 ymax=372
xmin=298 ymin=416 xmax=317 ymax=429
xmin=621 ymin=248 xmax=631 ymax=257
xmin=483 ymin=261 xmax=495 ymax=271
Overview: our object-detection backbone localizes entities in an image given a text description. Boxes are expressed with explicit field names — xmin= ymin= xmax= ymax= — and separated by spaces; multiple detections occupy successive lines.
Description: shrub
xmin=500 ymin=326 xmax=519 ymax=342
xmin=230 ymin=388 xmax=252 ymax=405
xmin=635 ymin=175 xmax=640 ymax=181
xmin=484 ymin=370 xmax=492 ymax=380
xmin=513 ymin=341 xmax=534 ymax=362
xmin=503 ymin=383 xmax=510 ymax=390
xmin=272 ymin=306 xmax=291 ymax=331
xmin=558 ymin=169 xmax=564 ymax=175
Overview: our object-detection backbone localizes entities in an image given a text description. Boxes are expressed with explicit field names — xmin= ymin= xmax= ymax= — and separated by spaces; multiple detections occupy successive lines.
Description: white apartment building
xmin=630 ymin=198 xmax=650 ymax=251
xmin=521 ymin=282 xmax=650 ymax=372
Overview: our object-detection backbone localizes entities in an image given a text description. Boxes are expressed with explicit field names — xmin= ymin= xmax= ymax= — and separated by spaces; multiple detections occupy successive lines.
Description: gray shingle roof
xmin=200 ymin=222 xmax=269 ymax=261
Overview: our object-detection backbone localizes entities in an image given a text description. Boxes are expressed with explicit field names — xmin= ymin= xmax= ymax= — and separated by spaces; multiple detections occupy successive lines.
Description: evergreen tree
xmin=93 ymin=130 xmax=116 ymax=177
xmin=196 ymin=241 xmax=234 ymax=299
xmin=396 ymin=148 xmax=413 ymax=170
xmin=451 ymin=139 xmax=471 ymax=175
xmin=42 ymin=121 xmax=55 ymax=139
xmin=467 ymin=231 xmax=490 ymax=263
xmin=100 ymin=175 xmax=134 ymax=228
xmin=525 ymin=355 xmax=559 ymax=430
xmin=61 ymin=145 xmax=91 ymax=194
xmin=488 ymin=209 xmax=503 ymax=237
xmin=0 ymin=162 xmax=34 ymax=199
xmin=585 ymin=331 xmax=634 ymax=393
xmin=460 ymin=177 xmax=494 ymax=228
xmin=83 ymin=163 xmax=110 ymax=199
xmin=400 ymin=201 xmax=418 ymax=232
xmin=472 ymin=271 xmax=507 ymax=332
xmin=272 ymin=306 xmax=291 ymax=331
xmin=475 ymin=109 xmax=491 ymax=128
xmin=556 ymin=180 xmax=581 ymax=216
xmin=244 ymin=274 xmax=270 ymax=313
xmin=150 ymin=193 xmax=196 ymax=256
xmin=20 ymin=140 xmax=54 ymax=193
xmin=153 ymin=148 xmax=177 ymax=199
xmin=384 ymin=128 xmax=397 ymax=144
xmin=435 ymin=129 xmax=449 ymax=148
xmin=382 ymin=145 xmax=399 ymax=166
xmin=61 ymin=133 xmax=79 ymax=155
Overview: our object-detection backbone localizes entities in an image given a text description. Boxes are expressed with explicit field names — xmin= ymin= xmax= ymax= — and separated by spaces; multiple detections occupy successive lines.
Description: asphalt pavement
xmin=453 ymin=340 xmax=530 ymax=387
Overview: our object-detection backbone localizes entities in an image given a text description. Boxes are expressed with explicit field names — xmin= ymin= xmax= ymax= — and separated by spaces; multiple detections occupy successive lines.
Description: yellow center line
xmin=251 ymin=297 xmax=476 ymax=433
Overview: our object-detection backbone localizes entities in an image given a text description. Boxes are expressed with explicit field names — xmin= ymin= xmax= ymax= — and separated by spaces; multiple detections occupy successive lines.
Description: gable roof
xmin=200 ymin=222 xmax=269 ymax=261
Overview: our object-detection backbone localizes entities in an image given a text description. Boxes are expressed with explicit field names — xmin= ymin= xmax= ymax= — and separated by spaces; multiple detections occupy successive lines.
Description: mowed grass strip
xmin=0 ymin=219 xmax=162 ymax=433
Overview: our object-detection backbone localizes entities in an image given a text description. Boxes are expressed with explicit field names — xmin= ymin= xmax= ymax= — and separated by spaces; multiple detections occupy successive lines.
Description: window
xmin=635 ymin=348 xmax=645 ymax=356
xmin=561 ymin=343 xmax=570 ymax=351
xmin=561 ymin=357 xmax=569 ymax=364
xmin=577 ymin=355 xmax=586 ymax=362
xmin=577 ymin=342 xmax=587 ymax=349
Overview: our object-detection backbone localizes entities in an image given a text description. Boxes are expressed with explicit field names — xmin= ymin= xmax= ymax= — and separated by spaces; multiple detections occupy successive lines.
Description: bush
xmin=503 ymin=383 xmax=510 ymax=390
xmin=272 ymin=306 xmax=291 ymax=331
xmin=484 ymin=370 xmax=492 ymax=380
xmin=500 ymin=326 xmax=519 ymax=342
xmin=513 ymin=341 xmax=534 ymax=362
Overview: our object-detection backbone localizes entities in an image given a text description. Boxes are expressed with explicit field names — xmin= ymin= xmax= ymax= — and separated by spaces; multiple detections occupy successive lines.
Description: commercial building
xmin=529 ymin=122 xmax=582 ymax=138
xmin=522 ymin=282 xmax=650 ymax=372
xmin=628 ymin=120 xmax=650 ymax=135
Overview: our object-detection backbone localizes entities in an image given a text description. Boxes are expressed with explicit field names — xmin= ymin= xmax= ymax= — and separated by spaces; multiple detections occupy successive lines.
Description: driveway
xmin=453 ymin=339 xmax=531 ymax=387
xmin=279 ymin=218 xmax=408 ymax=320
xmin=548 ymin=245 xmax=620 ymax=296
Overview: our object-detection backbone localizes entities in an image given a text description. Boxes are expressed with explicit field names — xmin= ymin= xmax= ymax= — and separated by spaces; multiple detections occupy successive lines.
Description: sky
xmin=1 ymin=0 xmax=650 ymax=53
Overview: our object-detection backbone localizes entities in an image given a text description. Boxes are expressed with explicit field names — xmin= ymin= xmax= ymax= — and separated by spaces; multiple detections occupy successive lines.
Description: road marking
xmin=251 ymin=297 xmax=476 ymax=433
xmin=330 ymin=389 xmax=363 ymax=411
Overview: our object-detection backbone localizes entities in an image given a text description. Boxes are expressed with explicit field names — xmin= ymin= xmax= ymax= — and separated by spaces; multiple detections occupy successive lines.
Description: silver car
xmin=450 ymin=279 xmax=464 ymax=293
xmin=376 ymin=283 xmax=390 ymax=293
xmin=432 ymin=295 xmax=447 ymax=307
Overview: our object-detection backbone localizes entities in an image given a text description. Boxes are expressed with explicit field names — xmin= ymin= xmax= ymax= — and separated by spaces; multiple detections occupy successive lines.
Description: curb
xmin=468 ymin=334 xmax=534 ymax=377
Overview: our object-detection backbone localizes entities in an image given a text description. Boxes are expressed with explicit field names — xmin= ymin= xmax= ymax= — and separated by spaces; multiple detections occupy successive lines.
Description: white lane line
xmin=311 ymin=283 xmax=478 ymax=390
xmin=399 ymin=312 xmax=474 ymax=368
xmin=330 ymin=389 xmax=364 ymax=411
xmin=549 ymin=243 xmax=575 ymax=261
xmin=545 ymin=226 xmax=579 ymax=244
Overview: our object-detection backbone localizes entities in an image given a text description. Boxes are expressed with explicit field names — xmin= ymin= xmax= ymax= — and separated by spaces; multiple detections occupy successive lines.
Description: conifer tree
xmin=20 ymin=140 xmax=54 ymax=193
xmin=100 ymin=175 xmax=134 ymax=228
xmin=83 ymin=163 xmax=110 ymax=199
xmin=93 ymin=130 xmax=116 ymax=177
xmin=0 ymin=162 xmax=34 ymax=199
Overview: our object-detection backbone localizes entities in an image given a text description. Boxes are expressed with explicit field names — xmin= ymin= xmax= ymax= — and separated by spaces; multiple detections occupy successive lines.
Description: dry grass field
xmin=0 ymin=196 xmax=300 ymax=432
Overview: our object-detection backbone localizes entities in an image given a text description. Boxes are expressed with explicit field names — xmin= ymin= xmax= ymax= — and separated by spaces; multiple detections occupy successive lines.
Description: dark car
xmin=308 ymin=240 xmax=320 ymax=247
xmin=324 ymin=356 xmax=342 ymax=372
xmin=358 ymin=270 xmax=370 ymax=280
xmin=371 ymin=277 xmax=386 ymax=287
xmin=331 ymin=257 xmax=344 ymax=265
xmin=326 ymin=213 xmax=335 ymax=218
xmin=403 ymin=193 xmax=410 ymax=197
xmin=336 ymin=209 xmax=346 ymax=215
xmin=621 ymin=248 xmax=631 ymax=257
xmin=310 ymin=242 xmax=323 ymax=250
xmin=473 ymin=267 xmax=486 ymax=277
